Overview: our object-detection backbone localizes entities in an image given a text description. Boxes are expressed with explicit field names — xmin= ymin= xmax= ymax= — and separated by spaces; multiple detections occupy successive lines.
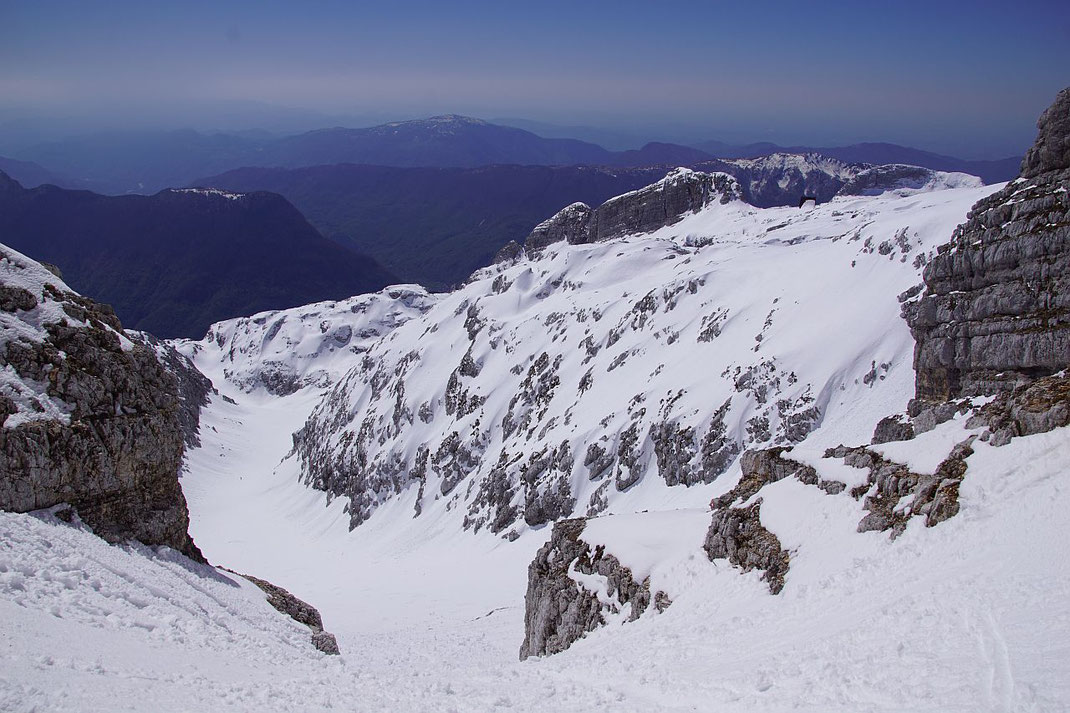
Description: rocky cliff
xmin=700 ymin=86 xmax=1070 ymax=614
xmin=698 ymin=153 xmax=861 ymax=208
xmin=904 ymin=87 xmax=1070 ymax=401
xmin=133 ymin=331 xmax=214 ymax=448
xmin=515 ymin=91 xmax=1070 ymax=660
xmin=0 ymin=243 xmax=202 ymax=560
xmin=516 ymin=168 xmax=741 ymax=254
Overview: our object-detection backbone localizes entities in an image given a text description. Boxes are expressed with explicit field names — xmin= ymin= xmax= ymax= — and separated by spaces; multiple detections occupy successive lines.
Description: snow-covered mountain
xmin=175 ymin=285 xmax=438 ymax=396
xmin=4 ymin=86 xmax=1070 ymax=711
xmin=290 ymin=173 xmax=997 ymax=534
xmin=163 ymin=147 xmax=1070 ymax=710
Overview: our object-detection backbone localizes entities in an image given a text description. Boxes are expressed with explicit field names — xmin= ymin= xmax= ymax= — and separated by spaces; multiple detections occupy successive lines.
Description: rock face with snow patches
xmin=837 ymin=164 xmax=980 ymax=197
xmin=133 ymin=331 xmax=215 ymax=448
xmin=240 ymin=573 xmax=341 ymax=655
xmin=583 ymin=169 xmax=741 ymax=244
xmin=519 ymin=518 xmax=669 ymax=659
xmin=177 ymin=285 xmax=439 ymax=396
xmin=518 ymin=168 xmax=742 ymax=252
xmin=1019 ymin=87 xmax=1070 ymax=180
xmin=524 ymin=202 xmax=593 ymax=253
xmin=0 ymin=244 xmax=201 ymax=560
xmin=294 ymin=162 xmax=998 ymax=539
xmin=904 ymin=88 xmax=1070 ymax=401
xmin=697 ymin=153 xmax=862 ymax=208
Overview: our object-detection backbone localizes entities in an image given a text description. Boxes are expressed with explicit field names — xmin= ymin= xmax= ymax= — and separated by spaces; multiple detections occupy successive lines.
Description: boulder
xmin=519 ymin=518 xmax=668 ymax=659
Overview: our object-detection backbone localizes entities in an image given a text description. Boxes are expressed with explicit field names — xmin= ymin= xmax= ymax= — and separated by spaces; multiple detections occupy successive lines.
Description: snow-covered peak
xmin=601 ymin=167 xmax=742 ymax=209
xmin=425 ymin=114 xmax=490 ymax=126
xmin=725 ymin=152 xmax=861 ymax=181
xmin=379 ymin=115 xmax=491 ymax=132
xmin=169 ymin=187 xmax=245 ymax=201
xmin=531 ymin=202 xmax=590 ymax=233
xmin=837 ymin=164 xmax=984 ymax=197
xmin=176 ymin=285 xmax=439 ymax=396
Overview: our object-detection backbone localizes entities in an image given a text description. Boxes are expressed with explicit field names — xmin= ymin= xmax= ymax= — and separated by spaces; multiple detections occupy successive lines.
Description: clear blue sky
xmin=1 ymin=0 xmax=1068 ymax=157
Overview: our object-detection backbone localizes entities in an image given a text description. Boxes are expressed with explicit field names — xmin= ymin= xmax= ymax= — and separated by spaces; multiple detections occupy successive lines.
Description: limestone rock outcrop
xmin=1020 ymin=87 xmax=1070 ymax=179
xmin=904 ymin=88 xmax=1070 ymax=401
xmin=519 ymin=518 xmax=669 ymax=659
xmin=132 ymin=331 xmax=214 ymax=448
xmin=524 ymin=202 xmax=592 ymax=253
xmin=519 ymin=168 xmax=741 ymax=251
xmin=0 ymin=244 xmax=202 ymax=560
xmin=241 ymin=574 xmax=341 ymax=655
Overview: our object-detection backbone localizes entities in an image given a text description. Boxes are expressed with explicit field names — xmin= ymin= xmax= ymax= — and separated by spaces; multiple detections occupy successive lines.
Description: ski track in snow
xmin=3 ymin=182 xmax=1070 ymax=711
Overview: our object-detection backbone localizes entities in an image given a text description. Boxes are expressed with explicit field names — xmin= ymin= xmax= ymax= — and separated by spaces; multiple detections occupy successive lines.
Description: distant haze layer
xmin=2 ymin=0 xmax=1068 ymax=158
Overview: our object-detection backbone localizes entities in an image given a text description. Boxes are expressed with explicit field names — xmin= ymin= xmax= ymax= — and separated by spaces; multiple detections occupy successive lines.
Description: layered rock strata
xmin=0 ymin=244 xmax=202 ymax=560
xmin=905 ymin=88 xmax=1070 ymax=401
xmin=518 ymin=168 xmax=741 ymax=253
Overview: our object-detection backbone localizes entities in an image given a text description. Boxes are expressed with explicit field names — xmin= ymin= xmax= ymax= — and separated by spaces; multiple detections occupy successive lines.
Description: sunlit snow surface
xmin=3 ymin=181 xmax=1070 ymax=711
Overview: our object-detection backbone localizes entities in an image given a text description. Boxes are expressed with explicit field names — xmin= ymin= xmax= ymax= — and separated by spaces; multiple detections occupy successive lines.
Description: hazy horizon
xmin=3 ymin=0 xmax=1069 ymax=159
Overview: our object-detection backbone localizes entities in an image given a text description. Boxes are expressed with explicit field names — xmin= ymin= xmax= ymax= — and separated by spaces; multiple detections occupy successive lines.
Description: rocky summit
xmin=514 ymin=168 xmax=742 ymax=255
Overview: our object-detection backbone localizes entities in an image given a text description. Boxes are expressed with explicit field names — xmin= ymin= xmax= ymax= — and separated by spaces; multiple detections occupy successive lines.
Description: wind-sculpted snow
xmin=295 ymin=179 xmax=1001 ymax=534
xmin=176 ymin=285 xmax=439 ymax=395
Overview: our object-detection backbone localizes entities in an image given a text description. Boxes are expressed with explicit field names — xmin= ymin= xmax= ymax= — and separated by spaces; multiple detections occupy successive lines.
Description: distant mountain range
xmin=9 ymin=115 xmax=1023 ymax=194
xmin=0 ymin=171 xmax=394 ymax=338
xmin=0 ymin=156 xmax=75 ymax=190
xmin=195 ymin=154 xmax=981 ymax=288
xmin=692 ymin=140 xmax=1020 ymax=184
xmin=195 ymin=164 xmax=668 ymax=289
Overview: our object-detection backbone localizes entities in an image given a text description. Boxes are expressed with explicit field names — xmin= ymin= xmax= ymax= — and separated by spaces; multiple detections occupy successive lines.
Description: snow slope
xmin=10 ymin=383 xmax=1065 ymax=711
xmin=295 ymin=181 xmax=1001 ymax=535
xmin=174 ymin=285 xmax=437 ymax=394
xmin=0 ymin=509 xmax=336 ymax=712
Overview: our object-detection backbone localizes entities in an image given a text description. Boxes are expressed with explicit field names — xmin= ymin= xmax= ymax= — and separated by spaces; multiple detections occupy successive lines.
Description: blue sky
xmin=1 ymin=0 xmax=1068 ymax=157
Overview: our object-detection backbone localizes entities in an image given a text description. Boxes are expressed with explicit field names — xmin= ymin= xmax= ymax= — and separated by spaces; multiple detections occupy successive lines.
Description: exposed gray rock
xmin=518 ymin=169 xmax=741 ymax=252
xmin=311 ymin=630 xmax=341 ymax=655
xmin=967 ymin=373 xmax=1070 ymax=446
xmin=521 ymin=441 xmax=575 ymax=526
xmin=701 ymin=448 xmax=813 ymax=594
xmin=492 ymin=240 xmax=525 ymax=265
xmin=825 ymin=439 xmax=973 ymax=537
xmin=1020 ymin=87 xmax=1070 ymax=179
xmin=241 ymin=573 xmax=341 ymax=655
xmin=908 ymin=400 xmax=968 ymax=435
xmin=695 ymin=153 xmax=861 ymax=208
xmin=871 ymin=414 xmax=915 ymax=444
xmin=524 ymin=202 xmax=592 ymax=252
xmin=904 ymin=88 xmax=1070 ymax=402
xmin=520 ymin=518 xmax=669 ymax=659
xmin=704 ymin=498 xmax=789 ymax=594
xmin=0 ymin=244 xmax=202 ymax=561
xmin=130 ymin=331 xmax=214 ymax=448
xmin=585 ymin=169 xmax=741 ymax=244
xmin=837 ymin=164 xmax=942 ymax=196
